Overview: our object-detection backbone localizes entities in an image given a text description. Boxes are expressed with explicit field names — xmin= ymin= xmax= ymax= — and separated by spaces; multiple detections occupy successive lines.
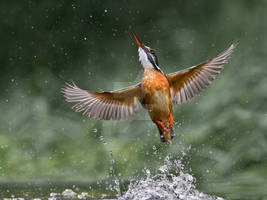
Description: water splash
xmin=98 ymin=134 xmax=121 ymax=196
xmin=43 ymin=152 xmax=224 ymax=200
xmin=3 ymin=153 xmax=224 ymax=200
xmin=120 ymin=155 xmax=224 ymax=200
xmin=5 ymin=146 xmax=223 ymax=200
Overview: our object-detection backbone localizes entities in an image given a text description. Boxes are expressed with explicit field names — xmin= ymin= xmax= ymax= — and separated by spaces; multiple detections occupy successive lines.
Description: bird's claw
xmin=156 ymin=120 xmax=172 ymax=132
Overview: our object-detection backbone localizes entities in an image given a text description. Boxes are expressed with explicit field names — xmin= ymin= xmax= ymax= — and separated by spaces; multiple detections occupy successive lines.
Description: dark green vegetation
xmin=0 ymin=1 xmax=267 ymax=199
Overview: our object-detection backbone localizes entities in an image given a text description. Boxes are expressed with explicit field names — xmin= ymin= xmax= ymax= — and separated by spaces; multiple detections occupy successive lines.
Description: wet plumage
xmin=62 ymin=31 xmax=236 ymax=142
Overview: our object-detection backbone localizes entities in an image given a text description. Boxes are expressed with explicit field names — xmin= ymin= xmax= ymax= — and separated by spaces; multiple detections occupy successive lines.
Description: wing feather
xmin=62 ymin=82 xmax=141 ymax=120
xmin=167 ymin=43 xmax=236 ymax=104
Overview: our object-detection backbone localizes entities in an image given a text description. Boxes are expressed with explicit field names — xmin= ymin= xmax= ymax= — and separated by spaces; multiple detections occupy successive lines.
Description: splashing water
xmin=98 ymin=134 xmax=121 ymax=196
xmin=43 ymin=154 xmax=224 ymax=200
xmin=3 ymin=153 xmax=224 ymax=199
xmin=5 ymin=138 xmax=223 ymax=200
xmin=120 ymin=155 xmax=224 ymax=200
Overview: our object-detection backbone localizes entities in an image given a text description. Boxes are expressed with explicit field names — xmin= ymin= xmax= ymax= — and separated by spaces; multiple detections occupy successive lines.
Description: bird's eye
xmin=150 ymin=49 xmax=155 ymax=55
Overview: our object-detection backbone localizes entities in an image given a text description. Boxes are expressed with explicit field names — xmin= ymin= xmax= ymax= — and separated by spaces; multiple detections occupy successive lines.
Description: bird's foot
xmin=169 ymin=113 xmax=173 ymax=125
xmin=156 ymin=120 xmax=171 ymax=132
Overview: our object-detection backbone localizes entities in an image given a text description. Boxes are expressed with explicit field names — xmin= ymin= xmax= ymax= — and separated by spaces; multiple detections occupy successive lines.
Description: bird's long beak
xmin=131 ymin=30 xmax=142 ymax=47
xmin=131 ymin=30 xmax=150 ymax=53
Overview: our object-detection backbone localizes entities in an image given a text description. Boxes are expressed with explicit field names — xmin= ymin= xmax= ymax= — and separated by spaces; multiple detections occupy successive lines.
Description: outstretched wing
xmin=62 ymin=82 xmax=141 ymax=120
xmin=167 ymin=43 xmax=236 ymax=104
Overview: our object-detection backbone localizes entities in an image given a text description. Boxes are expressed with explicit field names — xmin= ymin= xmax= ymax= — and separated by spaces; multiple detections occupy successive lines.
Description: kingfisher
xmin=62 ymin=31 xmax=235 ymax=142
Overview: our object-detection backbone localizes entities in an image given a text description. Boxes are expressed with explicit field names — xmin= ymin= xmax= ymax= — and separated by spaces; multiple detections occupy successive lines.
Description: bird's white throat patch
xmin=138 ymin=47 xmax=153 ymax=68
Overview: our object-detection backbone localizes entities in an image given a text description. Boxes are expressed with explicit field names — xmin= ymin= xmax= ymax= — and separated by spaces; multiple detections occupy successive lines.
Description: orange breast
xmin=141 ymin=68 xmax=172 ymax=122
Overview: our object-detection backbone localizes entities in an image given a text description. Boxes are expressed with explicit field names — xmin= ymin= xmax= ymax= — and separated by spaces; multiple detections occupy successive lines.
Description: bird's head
xmin=131 ymin=31 xmax=162 ymax=72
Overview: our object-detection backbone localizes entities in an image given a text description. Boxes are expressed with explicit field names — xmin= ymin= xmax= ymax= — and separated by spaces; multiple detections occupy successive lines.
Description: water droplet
xmin=50 ymin=193 xmax=58 ymax=197
xmin=71 ymin=4 xmax=76 ymax=9
xmin=62 ymin=189 xmax=76 ymax=197
xmin=78 ymin=192 xmax=89 ymax=199
xmin=93 ymin=128 xmax=97 ymax=133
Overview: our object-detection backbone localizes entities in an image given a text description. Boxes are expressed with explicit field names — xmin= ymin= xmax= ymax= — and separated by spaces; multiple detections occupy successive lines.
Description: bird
xmin=62 ymin=31 xmax=236 ymax=142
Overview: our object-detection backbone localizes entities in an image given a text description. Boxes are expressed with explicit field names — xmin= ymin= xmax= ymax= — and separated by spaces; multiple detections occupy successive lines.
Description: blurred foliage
xmin=0 ymin=0 xmax=267 ymax=199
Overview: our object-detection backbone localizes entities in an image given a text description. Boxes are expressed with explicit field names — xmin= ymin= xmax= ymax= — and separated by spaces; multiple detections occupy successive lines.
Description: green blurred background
xmin=0 ymin=0 xmax=267 ymax=199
